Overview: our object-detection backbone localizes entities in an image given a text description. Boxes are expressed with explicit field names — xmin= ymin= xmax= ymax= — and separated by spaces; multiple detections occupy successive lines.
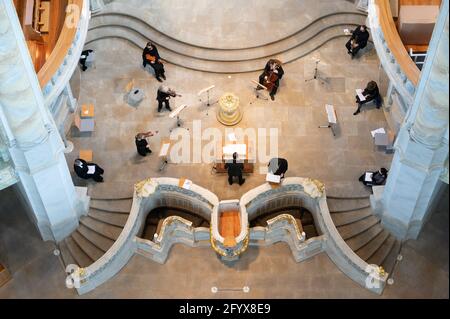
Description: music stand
xmin=305 ymin=59 xmax=327 ymax=84
xmin=250 ymin=80 xmax=269 ymax=103
xmin=169 ymin=104 xmax=189 ymax=132
xmin=319 ymin=104 xmax=338 ymax=136
xmin=198 ymin=85 xmax=218 ymax=115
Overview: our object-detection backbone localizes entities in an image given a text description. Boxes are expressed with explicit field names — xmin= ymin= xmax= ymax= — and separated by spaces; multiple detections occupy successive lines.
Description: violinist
xmin=143 ymin=42 xmax=166 ymax=82
xmin=258 ymin=59 xmax=284 ymax=101
xmin=156 ymin=85 xmax=181 ymax=113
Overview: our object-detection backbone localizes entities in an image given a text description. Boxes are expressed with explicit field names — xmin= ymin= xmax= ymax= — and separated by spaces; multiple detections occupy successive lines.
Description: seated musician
xmin=354 ymin=81 xmax=382 ymax=115
xmin=345 ymin=25 xmax=370 ymax=58
xmin=268 ymin=158 xmax=288 ymax=179
xmin=142 ymin=42 xmax=166 ymax=82
xmin=156 ymin=85 xmax=180 ymax=112
xmin=359 ymin=168 xmax=388 ymax=187
xmin=225 ymin=152 xmax=245 ymax=186
xmin=74 ymin=159 xmax=105 ymax=183
xmin=257 ymin=59 xmax=284 ymax=101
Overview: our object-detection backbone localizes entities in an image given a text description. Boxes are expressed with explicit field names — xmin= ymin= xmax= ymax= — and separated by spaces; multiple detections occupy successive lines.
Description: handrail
xmin=375 ymin=0 xmax=420 ymax=86
xmin=38 ymin=0 xmax=83 ymax=87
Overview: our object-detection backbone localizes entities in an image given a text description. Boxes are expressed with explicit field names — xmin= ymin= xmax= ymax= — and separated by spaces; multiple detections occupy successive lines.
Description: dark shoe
xmin=167 ymin=107 xmax=172 ymax=112
xmin=156 ymin=77 xmax=163 ymax=82
xmin=353 ymin=110 xmax=360 ymax=116
xmin=158 ymin=109 xmax=162 ymax=113
xmin=239 ymin=179 xmax=246 ymax=186
xmin=270 ymin=95 xmax=275 ymax=101
xmin=161 ymin=74 xmax=166 ymax=80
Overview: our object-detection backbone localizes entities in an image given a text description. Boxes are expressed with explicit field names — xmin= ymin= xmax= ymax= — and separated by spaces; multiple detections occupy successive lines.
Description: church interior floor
xmin=0 ymin=0 xmax=448 ymax=299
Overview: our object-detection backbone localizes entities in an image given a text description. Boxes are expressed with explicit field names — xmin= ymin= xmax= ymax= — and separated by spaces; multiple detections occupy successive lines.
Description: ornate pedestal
xmin=217 ymin=93 xmax=243 ymax=126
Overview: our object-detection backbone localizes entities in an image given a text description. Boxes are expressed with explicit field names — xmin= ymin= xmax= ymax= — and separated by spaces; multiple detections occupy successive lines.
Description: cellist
xmin=257 ymin=59 xmax=285 ymax=101
xmin=142 ymin=42 xmax=166 ymax=82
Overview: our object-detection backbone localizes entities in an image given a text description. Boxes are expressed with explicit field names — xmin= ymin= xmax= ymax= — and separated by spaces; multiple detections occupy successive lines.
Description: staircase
xmin=58 ymin=188 xmax=133 ymax=268
xmin=85 ymin=3 xmax=368 ymax=73
xmin=326 ymin=186 xmax=402 ymax=277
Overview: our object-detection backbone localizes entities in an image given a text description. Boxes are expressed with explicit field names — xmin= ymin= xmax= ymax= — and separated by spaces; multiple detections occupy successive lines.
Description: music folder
xmin=325 ymin=104 xmax=337 ymax=124
xmin=356 ymin=89 xmax=366 ymax=101
xmin=266 ymin=173 xmax=281 ymax=184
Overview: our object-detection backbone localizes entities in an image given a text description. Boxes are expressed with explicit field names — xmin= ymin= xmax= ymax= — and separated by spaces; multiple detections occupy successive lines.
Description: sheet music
xmin=344 ymin=28 xmax=351 ymax=35
xmin=169 ymin=104 xmax=188 ymax=118
xmin=266 ymin=173 xmax=281 ymax=184
xmin=356 ymin=89 xmax=366 ymax=101
xmin=87 ymin=165 xmax=96 ymax=174
xmin=365 ymin=172 xmax=373 ymax=182
xmin=371 ymin=127 xmax=386 ymax=138
xmin=325 ymin=104 xmax=337 ymax=124
xmin=223 ymin=144 xmax=246 ymax=159
xmin=159 ymin=143 xmax=170 ymax=157
xmin=182 ymin=179 xmax=192 ymax=190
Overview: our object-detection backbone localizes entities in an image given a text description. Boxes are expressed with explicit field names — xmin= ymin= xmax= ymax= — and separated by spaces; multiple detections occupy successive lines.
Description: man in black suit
xmin=345 ymin=25 xmax=370 ymax=58
xmin=224 ymin=152 xmax=245 ymax=186
xmin=74 ymin=159 xmax=104 ymax=182
xmin=354 ymin=80 xmax=382 ymax=115
xmin=156 ymin=85 xmax=174 ymax=112
xmin=142 ymin=42 xmax=166 ymax=82
xmin=135 ymin=130 xmax=158 ymax=156
xmin=79 ymin=49 xmax=93 ymax=71
xmin=268 ymin=158 xmax=288 ymax=179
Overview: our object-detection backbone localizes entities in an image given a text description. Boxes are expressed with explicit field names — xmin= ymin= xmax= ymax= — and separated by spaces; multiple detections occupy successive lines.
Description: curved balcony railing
xmin=0 ymin=107 xmax=18 ymax=190
xmin=368 ymin=0 xmax=421 ymax=111
xmin=38 ymin=0 xmax=90 ymax=108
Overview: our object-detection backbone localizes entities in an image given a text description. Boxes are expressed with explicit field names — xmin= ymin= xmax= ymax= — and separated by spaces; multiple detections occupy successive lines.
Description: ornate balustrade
xmin=0 ymin=108 xmax=18 ymax=191
xmin=368 ymin=0 xmax=420 ymax=114
xmin=37 ymin=0 xmax=90 ymax=109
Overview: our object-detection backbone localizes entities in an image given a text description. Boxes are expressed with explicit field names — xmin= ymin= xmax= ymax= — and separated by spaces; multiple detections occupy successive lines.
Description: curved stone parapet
xmin=73 ymin=177 xmax=388 ymax=295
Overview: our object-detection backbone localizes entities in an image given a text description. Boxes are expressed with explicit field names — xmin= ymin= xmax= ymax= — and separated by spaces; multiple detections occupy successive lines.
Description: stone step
xmin=77 ymin=224 xmax=115 ymax=252
xmin=367 ymin=234 xmax=396 ymax=266
xmin=331 ymin=207 xmax=373 ymax=226
xmin=58 ymin=240 xmax=77 ymax=268
xmin=345 ymin=223 xmax=384 ymax=251
xmin=85 ymin=24 xmax=359 ymax=73
xmin=88 ymin=181 xmax=135 ymax=200
xmin=90 ymin=199 xmax=132 ymax=213
xmin=64 ymin=236 xmax=94 ymax=268
xmin=71 ymin=231 xmax=105 ymax=262
xmin=381 ymin=239 xmax=402 ymax=276
xmin=80 ymin=216 xmax=123 ymax=241
xmin=88 ymin=208 xmax=130 ymax=227
xmin=354 ymin=229 xmax=390 ymax=261
xmin=89 ymin=12 xmax=366 ymax=62
xmin=337 ymin=215 xmax=380 ymax=240
xmin=326 ymin=197 xmax=370 ymax=213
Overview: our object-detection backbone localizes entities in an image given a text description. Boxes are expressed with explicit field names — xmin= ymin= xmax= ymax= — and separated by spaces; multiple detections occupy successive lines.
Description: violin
xmin=168 ymin=89 xmax=182 ymax=98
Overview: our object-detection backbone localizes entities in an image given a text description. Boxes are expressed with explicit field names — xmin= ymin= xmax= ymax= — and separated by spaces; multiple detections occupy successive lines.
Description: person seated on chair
xmin=345 ymin=25 xmax=370 ymax=58
xmin=268 ymin=158 xmax=288 ymax=179
xmin=135 ymin=130 xmax=158 ymax=156
xmin=79 ymin=49 xmax=94 ymax=72
xmin=225 ymin=152 xmax=245 ymax=186
xmin=258 ymin=59 xmax=284 ymax=101
xmin=142 ymin=42 xmax=166 ymax=82
xmin=156 ymin=85 xmax=179 ymax=112
xmin=354 ymin=80 xmax=382 ymax=115
xmin=74 ymin=159 xmax=104 ymax=182
xmin=359 ymin=168 xmax=388 ymax=187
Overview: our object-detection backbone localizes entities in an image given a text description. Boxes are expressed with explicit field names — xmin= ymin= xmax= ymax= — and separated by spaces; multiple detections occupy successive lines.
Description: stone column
xmin=0 ymin=0 xmax=88 ymax=242
xmin=378 ymin=2 xmax=449 ymax=240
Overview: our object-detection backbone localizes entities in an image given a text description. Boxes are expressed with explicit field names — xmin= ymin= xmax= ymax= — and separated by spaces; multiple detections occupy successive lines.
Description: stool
xmin=127 ymin=88 xmax=144 ymax=107
xmin=79 ymin=149 xmax=93 ymax=162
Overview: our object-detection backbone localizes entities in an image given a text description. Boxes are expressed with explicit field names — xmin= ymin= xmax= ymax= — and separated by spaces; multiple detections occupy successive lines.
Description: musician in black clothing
xmin=142 ymin=42 xmax=166 ymax=82
xmin=225 ymin=152 xmax=245 ymax=186
xmin=79 ymin=49 xmax=93 ymax=71
xmin=359 ymin=168 xmax=388 ymax=187
xmin=74 ymin=159 xmax=104 ymax=182
xmin=354 ymin=81 xmax=382 ymax=115
xmin=156 ymin=85 xmax=179 ymax=112
xmin=345 ymin=25 xmax=370 ymax=58
xmin=135 ymin=131 xmax=158 ymax=156
xmin=258 ymin=59 xmax=285 ymax=100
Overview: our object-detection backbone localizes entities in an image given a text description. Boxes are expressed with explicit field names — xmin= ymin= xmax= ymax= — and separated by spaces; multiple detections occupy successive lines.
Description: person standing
xmin=135 ymin=131 xmax=158 ymax=156
xmin=225 ymin=152 xmax=245 ymax=186
xmin=354 ymin=81 xmax=382 ymax=115
xmin=345 ymin=25 xmax=370 ymax=58
xmin=142 ymin=42 xmax=166 ymax=82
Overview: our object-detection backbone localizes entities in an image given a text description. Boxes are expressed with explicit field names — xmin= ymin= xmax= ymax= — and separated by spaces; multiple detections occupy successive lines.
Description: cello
xmin=262 ymin=59 xmax=282 ymax=92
